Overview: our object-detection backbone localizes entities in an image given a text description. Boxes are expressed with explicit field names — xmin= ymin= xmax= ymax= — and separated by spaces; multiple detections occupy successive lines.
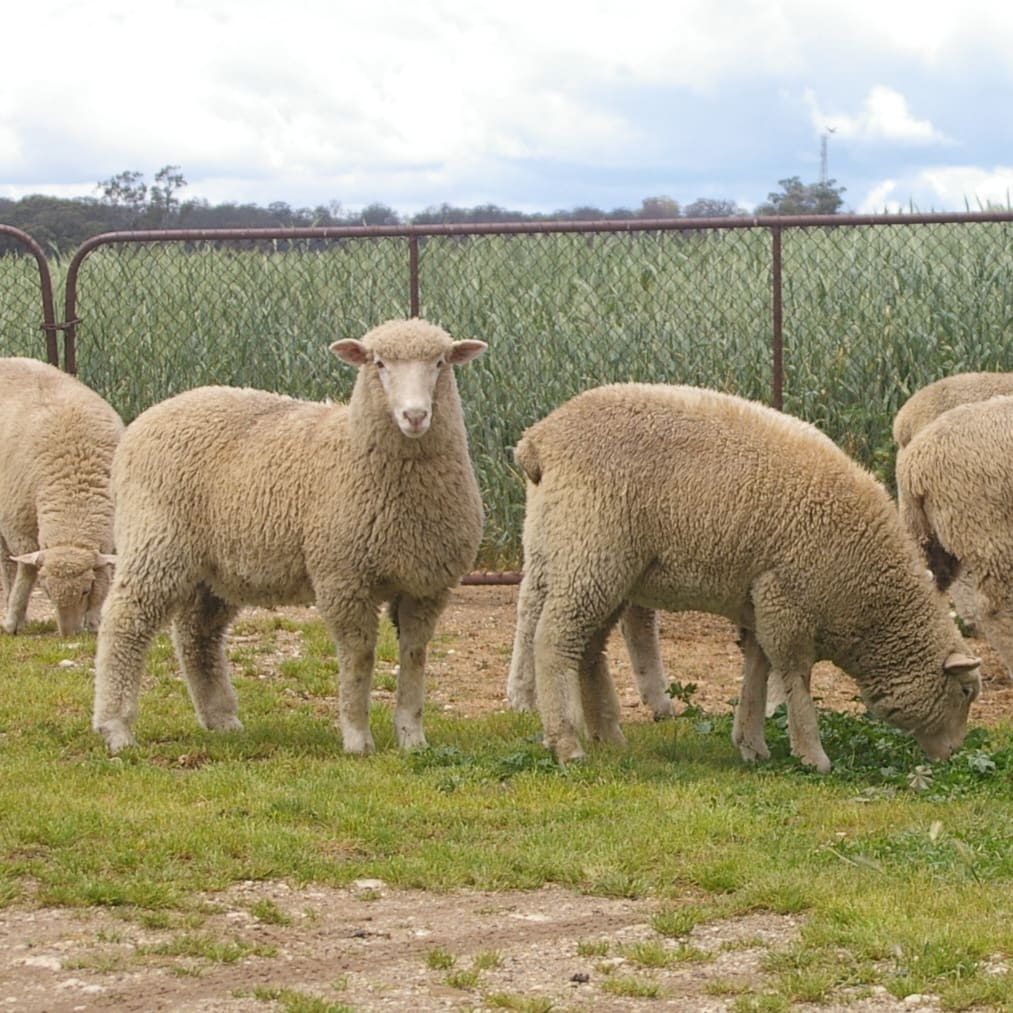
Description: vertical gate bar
xmin=409 ymin=235 xmax=420 ymax=318
xmin=770 ymin=225 xmax=783 ymax=411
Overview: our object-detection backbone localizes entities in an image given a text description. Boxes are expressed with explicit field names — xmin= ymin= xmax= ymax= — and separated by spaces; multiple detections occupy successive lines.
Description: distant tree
xmin=683 ymin=197 xmax=745 ymax=218
xmin=358 ymin=202 xmax=401 ymax=226
xmin=147 ymin=165 xmax=187 ymax=224
xmin=755 ymin=176 xmax=846 ymax=215
xmin=638 ymin=196 xmax=681 ymax=219
xmin=97 ymin=170 xmax=148 ymax=212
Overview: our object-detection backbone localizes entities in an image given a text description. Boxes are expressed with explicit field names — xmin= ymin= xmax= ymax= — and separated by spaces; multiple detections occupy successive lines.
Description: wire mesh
xmin=4 ymin=215 xmax=1013 ymax=566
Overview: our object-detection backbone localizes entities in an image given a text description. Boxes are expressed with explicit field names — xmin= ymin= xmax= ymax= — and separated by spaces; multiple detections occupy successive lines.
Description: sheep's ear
xmin=448 ymin=340 xmax=487 ymax=365
xmin=330 ymin=339 xmax=370 ymax=366
xmin=944 ymin=652 xmax=982 ymax=701
xmin=944 ymin=652 xmax=981 ymax=675
xmin=11 ymin=551 xmax=44 ymax=567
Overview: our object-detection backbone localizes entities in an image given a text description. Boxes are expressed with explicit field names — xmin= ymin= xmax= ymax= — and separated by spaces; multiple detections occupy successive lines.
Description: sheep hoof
xmin=396 ymin=728 xmax=427 ymax=751
xmin=342 ymin=733 xmax=376 ymax=756
xmin=736 ymin=740 xmax=771 ymax=764
xmin=651 ymin=704 xmax=675 ymax=722
xmin=506 ymin=689 xmax=536 ymax=712
xmin=797 ymin=751 xmax=832 ymax=774
xmin=97 ymin=720 xmax=136 ymax=754
xmin=550 ymin=738 xmax=586 ymax=764
xmin=205 ymin=714 xmax=243 ymax=733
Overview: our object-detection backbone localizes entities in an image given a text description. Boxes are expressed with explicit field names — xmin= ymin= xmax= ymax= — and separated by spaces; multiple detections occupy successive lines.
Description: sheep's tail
xmin=900 ymin=485 xmax=960 ymax=592
xmin=513 ymin=436 xmax=542 ymax=484
xmin=923 ymin=534 xmax=961 ymax=592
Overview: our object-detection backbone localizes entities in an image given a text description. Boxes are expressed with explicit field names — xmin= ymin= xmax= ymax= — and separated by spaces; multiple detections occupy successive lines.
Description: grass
xmin=1 ymin=613 xmax=1013 ymax=1008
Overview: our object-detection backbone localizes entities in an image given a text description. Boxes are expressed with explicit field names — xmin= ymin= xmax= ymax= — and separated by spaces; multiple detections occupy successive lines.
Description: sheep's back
xmin=893 ymin=372 xmax=1013 ymax=448
xmin=522 ymin=383 xmax=907 ymax=607
xmin=0 ymin=358 xmax=123 ymax=546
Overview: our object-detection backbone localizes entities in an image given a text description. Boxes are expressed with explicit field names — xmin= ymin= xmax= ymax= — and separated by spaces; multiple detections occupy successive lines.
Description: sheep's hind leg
xmin=620 ymin=604 xmax=673 ymax=720
xmin=93 ymin=587 xmax=169 ymax=753
xmin=390 ymin=591 xmax=450 ymax=750
xmin=171 ymin=583 xmax=242 ymax=734
xmin=731 ymin=628 xmax=771 ymax=763
xmin=535 ymin=589 xmax=624 ymax=763
xmin=580 ymin=620 xmax=626 ymax=746
xmin=506 ymin=565 xmax=546 ymax=711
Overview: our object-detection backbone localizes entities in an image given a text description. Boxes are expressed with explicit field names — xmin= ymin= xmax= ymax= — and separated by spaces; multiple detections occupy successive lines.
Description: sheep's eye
xmin=374 ymin=358 xmax=386 ymax=370
xmin=436 ymin=358 xmax=446 ymax=368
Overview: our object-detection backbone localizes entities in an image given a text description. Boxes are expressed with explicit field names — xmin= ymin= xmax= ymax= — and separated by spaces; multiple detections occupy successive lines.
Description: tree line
xmin=1 ymin=165 xmax=846 ymax=256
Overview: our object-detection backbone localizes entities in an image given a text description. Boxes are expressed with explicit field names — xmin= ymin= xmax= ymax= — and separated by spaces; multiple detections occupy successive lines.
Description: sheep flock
xmin=3 ymin=326 xmax=1011 ymax=774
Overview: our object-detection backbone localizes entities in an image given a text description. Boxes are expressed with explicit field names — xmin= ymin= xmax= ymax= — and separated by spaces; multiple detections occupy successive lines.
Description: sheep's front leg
xmin=731 ymin=627 xmax=771 ymax=763
xmin=329 ymin=608 xmax=380 ymax=755
xmin=777 ymin=666 xmax=828 ymax=773
xmin=390 ymin=592 xmax=449 ymax=750
xmin=3 ymin=557 xmax=37 ymax=634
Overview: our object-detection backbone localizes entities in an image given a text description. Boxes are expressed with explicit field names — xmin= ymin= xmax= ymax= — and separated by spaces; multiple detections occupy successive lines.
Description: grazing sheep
xmin=897 ymin=394 xmax=1013 ymax=680
xmin=511 ymin=383 xmax=980 ymax=772
xmin=0 ymin=357 xmax=121 ymax=635
xmin=93 ymin=318 xmax=486 ymax=754
xmin=893 ymin=372 xmax=1013 ymax=449
xmin=894 ymin=372 xmax=1013 ymax=633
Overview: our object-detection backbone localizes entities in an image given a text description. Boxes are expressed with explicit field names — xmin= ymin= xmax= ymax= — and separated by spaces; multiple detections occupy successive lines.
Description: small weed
xmin=248 ymin=986 xmax=353 ymax=1013
xmin=250 ymin=898 xmax=292 ymax=925
xmin=652 ymin=905 xmax=706 ymax=938
xmin=446 ymin=967 xmax=480 ymax=989
xmin=576 ymin=939 xmax=610 ymax=957
xmin=482 ymin=994 xmax=555 ymax=1012
xmin=731 ymin=994 xmax=790 ymax=1013
xmin=601 ymin=974 xmax=661 ymax=998
xmin=474 ymin=950 xmax=503 ymax=970
xmin=620 ymin=939 xmax=674 ymax=968
xmin=425 ymin=946 xmax=455 ymax=970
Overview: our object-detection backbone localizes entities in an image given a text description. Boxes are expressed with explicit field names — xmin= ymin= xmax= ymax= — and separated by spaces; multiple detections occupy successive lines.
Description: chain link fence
xmin=2 ymin=214 xmax=1012 ymax=566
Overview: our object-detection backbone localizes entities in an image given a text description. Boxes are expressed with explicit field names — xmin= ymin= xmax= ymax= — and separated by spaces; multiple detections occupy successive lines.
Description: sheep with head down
xmin=93 ymin=318 xmax=485 ymax=754
xmin=509 ymin=382 xmax=981 ymax=773
xmin=0 ymin=358 xmax=121 ymax=636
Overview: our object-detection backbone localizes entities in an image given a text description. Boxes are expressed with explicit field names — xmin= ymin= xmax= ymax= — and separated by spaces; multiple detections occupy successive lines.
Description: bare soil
xmin=2 ymin=584 xmax=1010 ymax=1012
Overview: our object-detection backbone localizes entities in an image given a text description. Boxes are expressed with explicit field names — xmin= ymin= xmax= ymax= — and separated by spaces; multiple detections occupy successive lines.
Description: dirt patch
xmin=2 ymin=585 xmax=1008 ymax=1012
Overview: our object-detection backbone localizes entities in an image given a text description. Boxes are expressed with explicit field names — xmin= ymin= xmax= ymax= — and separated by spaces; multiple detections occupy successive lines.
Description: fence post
xmin=770 ymin=224 xmax=783 ymax=411
xmin=409 ymin=234 xmax=420 ymax=318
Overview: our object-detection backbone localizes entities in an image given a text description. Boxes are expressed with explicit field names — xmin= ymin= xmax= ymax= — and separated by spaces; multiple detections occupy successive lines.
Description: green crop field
xmin=3 ymin=220 xmax=1013 ymax=566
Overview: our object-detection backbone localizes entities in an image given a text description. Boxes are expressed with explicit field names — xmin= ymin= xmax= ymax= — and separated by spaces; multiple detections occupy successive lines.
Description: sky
xmin=2 ymin=0 xmax=1013 ymax=218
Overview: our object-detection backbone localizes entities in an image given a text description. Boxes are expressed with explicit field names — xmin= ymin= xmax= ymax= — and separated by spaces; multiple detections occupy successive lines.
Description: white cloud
xmin=857 ymin=166 xmax=1013 ymax=213
xmin=805 ymin=86 xmax=949 ymax=145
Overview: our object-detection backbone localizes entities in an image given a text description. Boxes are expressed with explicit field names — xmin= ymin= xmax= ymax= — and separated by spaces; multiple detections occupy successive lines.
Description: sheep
xmin=92 ymin=318 xmax=486 ymax=755
xmin=893 ymin=372 xmax=1013 ymax=450
xmin=897 ymin=393 xmax=1013 ymax=681
xmin=510 ymin=382 xmax=981 ymax=772
xmin=894 ymin=372 xmax=1013 ymax=633
xmin=0 ymin=357 xmax=121 ymax=636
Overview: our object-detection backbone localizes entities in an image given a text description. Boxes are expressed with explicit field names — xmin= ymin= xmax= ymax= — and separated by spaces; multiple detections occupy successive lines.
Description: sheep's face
xmin=11 ymin=547 xmax=117 ymax=635
xmin=867 ymin=651 xmax=981 ymax=761
xmin=332 ymin=334 xmax=486 ymax=439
